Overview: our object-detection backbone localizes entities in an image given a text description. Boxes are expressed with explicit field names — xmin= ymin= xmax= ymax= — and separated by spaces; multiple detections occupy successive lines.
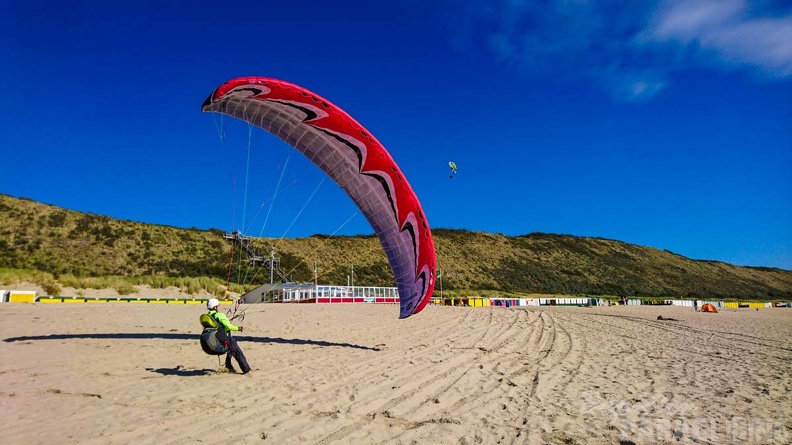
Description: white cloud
xmin=437 ymin=0 xmax=792 ymax=100
xmin=642 ymin=0 xmax=792 ymax=78
xmin=597 ymin=67 xmax=669 ymax=102
xmin=624 ymin=78 xmax=667 ymax=101
xmin=645 ymin=0 xmax=743 ymax=41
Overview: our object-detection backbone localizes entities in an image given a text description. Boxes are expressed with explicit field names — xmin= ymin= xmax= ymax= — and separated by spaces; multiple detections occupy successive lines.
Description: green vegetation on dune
xmin=0 ymin=268 xmax=244 ymax=298
xmin=1 ymin=194 xmax=790 ymax=299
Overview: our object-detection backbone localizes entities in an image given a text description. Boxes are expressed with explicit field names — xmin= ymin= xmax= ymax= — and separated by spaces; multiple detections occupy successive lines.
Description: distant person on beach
xmin=206 ymin=298 xmax=251 ymax=374
xmin=693 ymin=300 xmax=698 ymax=312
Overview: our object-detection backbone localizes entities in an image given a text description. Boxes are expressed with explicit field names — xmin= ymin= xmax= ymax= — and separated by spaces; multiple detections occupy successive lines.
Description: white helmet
xmin=207 ymin=298 xmax=220 ymax=309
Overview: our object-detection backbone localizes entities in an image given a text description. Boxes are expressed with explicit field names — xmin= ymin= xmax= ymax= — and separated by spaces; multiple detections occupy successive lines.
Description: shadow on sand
xmin=146 ymin=366 xmax=217 ymax=377
xmin=3 ymin=333 xmax=381 ymax=351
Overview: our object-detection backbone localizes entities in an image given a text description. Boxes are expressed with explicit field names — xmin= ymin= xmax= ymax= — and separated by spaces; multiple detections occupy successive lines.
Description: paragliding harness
xmin=199 ymin=312 xmax=230 ymax=356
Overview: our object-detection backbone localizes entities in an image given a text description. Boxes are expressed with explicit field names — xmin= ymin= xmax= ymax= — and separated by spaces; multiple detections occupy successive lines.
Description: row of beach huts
xmin=430 ymin=296 xmax=791 ymax=309
xmin=2 ymin=289 xmax=790 ymax=309
xmin=0 ymin=290 xmax=233 ymax=305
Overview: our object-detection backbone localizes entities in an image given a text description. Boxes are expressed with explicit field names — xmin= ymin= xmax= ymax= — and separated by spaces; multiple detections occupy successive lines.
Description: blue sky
xmin=2 ymin=0 xmax=790 ymax=270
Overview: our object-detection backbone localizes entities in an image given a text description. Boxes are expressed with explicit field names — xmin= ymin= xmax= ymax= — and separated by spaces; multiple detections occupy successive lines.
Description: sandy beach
xmin=1 ymin=301 xmax=790 ymax=444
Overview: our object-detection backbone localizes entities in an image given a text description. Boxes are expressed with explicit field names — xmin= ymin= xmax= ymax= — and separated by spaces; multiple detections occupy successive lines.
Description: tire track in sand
xmin=312 ymin=310 xmax=499 ymax=444
xmin=313 ymin=309 xmax=538 ymax=443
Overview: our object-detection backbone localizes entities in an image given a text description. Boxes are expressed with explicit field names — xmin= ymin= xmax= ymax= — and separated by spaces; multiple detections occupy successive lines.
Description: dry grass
xmin=2 ymin=194 xmax=790 ymax=299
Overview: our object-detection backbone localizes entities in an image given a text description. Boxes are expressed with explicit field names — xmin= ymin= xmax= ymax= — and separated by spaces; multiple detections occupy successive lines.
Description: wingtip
xmin=201 ymin=91 xmax=215 ymax=111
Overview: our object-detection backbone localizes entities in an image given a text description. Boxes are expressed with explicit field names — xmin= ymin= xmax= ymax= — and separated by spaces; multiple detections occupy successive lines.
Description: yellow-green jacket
xmin=208 ymin=310 xmax=240 ymax=332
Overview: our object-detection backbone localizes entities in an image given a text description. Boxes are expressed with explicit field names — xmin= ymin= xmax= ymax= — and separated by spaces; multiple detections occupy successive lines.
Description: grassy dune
xmin=2 ymin=194 xmax=790 ymax=299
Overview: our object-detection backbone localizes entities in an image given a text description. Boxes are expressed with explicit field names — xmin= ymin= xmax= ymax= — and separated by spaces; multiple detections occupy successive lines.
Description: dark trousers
xmin=216 ymin=330 xmax=250 ymax=373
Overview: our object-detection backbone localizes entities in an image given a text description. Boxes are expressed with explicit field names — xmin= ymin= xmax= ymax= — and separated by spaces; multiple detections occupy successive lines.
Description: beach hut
xmin=8 ymin=290 xmax=36 ymax=303
xmin=701 ymin=303 xmax=718 ymax=313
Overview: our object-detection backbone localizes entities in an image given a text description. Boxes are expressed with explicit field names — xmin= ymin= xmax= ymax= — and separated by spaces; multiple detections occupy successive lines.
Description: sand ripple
xmin=1 ymin=303 xmax=790 ymax=444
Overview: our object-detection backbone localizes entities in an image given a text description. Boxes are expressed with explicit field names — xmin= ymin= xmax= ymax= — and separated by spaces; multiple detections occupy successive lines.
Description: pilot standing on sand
xmin=206 ymin=298 xmax=251 ymax=374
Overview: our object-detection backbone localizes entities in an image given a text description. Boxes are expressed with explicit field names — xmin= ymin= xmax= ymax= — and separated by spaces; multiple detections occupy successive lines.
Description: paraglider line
xmin=280 ymin=177 xmax=326 ymax=239
xmin=240 ymin=124 xmax=254 ymax=232
xmin=258 ymin=212 xmax=359 ymax=284
xmin=211 ymin=110 xmax=225 ymax=140
xmin=312 ymin=240 xmax=383 ymax=282
xmin=242 ymin=179 xmax=298 ymax=235
xmin=258 ymin=154 xmax=290 ymax=238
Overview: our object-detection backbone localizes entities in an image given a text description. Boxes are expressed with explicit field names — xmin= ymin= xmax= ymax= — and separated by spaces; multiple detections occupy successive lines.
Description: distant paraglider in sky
xmin=202 ymin=77 xmax=437 ymax=319
xmin=448 ymin=161 xmax=457 ymax=179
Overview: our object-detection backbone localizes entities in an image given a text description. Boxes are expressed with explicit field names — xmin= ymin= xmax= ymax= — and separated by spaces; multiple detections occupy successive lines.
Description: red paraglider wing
xmin=202 ymin=77 xmax=436 ymax=318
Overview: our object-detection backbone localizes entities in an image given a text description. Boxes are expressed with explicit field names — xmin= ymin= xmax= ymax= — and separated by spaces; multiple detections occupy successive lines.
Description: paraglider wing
xmin=448 ymin=161 xmax=457 ymax=178
xmin=201 ymin=77 xmax=436 ymax=318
